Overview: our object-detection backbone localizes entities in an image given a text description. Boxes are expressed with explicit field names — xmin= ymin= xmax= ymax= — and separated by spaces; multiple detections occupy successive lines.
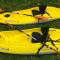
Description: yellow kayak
xmin=0 ymin=6 xmax=60 ymax=24
xmin=0 ymin=28 xmax=60 ymax=54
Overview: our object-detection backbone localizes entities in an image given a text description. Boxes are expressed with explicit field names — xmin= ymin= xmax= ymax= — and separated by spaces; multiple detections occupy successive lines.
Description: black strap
xmin=37 ymin=27 xmax=58 ymax=55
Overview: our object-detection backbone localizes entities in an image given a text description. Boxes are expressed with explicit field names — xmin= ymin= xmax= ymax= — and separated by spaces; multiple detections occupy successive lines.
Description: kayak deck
xmin=0 ymin=6 xmax=60 ymax=24
xmin=0 ymin=28 xmax=60 ymax=54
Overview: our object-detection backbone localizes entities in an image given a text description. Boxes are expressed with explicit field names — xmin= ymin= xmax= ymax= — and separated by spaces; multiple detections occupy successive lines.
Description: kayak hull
xmin=0 ymin=6 xmax=60 ymax=25
xmin=0 ymin=28 xmax=60 ymax=55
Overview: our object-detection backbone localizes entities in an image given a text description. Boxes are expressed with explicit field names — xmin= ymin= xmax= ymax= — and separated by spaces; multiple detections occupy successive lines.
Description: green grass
xmin=0 ymin=53 xmax=60 ymax=60
xmin=0 ymin=0 xmax=60 ymax=60
xmin=0 ymin=0 xmax=60 ymax=11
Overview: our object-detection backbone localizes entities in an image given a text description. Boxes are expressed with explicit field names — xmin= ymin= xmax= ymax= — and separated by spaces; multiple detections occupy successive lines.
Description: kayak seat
xmin=32 ymin=5 xmax=47 ymax=16
xmin=31 ymin=32 xmax=42 ymax=43
xmin=31 ymin=27 xmax=49 ymax=43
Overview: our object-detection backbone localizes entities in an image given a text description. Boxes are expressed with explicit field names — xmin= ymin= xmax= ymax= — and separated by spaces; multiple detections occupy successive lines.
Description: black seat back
xmin=31 ymin=32 xmax=42 ymax=43
xmin=31 ymin=27 xmax=49 ymax=43
xmin=39 ymin=5 xmax=47 ymax=14
xmin=41 ymin=27 xmax=49 ymax=42
xmin=32 ymin=5 xmax=47 ymax=16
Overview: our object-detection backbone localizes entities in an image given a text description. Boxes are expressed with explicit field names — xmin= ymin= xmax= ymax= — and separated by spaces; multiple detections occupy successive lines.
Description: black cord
xmin=45 ymin=11 xmax=52 ymax=18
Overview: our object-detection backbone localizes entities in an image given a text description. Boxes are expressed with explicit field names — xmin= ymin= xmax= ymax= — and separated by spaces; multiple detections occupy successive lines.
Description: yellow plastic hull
xmin=0 ymin=6 xmax=60 ymax=24
xmin=0 ymin=28 xmax=60 ymax=54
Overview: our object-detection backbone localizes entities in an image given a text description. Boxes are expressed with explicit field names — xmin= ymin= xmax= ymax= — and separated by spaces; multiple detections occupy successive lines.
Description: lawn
xmin=0 ymin=0 xmax=60 ymax=60
xmin=0 ymin=0 xmax=60 ymax=11
xmin=0 ymin=53 xmax=60 ymax=60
